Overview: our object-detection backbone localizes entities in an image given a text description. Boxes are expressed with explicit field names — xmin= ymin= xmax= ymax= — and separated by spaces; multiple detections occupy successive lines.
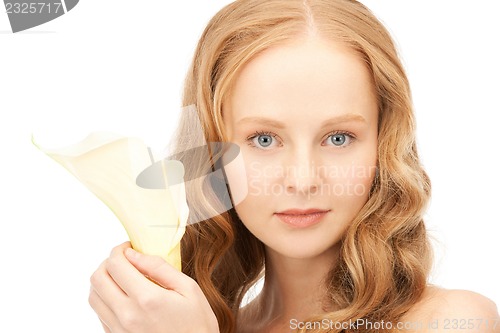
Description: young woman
xmin=88 ymin=1 xmax=499 ymax=332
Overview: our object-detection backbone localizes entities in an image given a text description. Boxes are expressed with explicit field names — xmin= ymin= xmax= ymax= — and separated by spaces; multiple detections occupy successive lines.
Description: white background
xmin=1 ymin=1 xmax=498 ymax=331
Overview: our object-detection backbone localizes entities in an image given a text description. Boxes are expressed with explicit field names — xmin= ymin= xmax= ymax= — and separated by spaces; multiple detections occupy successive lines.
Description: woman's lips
xmin=275 ymin=210 xmax=330 ymax=228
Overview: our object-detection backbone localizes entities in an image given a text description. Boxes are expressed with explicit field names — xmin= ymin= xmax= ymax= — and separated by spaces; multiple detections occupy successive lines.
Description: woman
xmin=88 ymin=1 xmax=499 ymax=332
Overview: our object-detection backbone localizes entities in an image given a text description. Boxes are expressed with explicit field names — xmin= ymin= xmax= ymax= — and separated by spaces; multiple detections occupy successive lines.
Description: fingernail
xmin=125 ymin=248 xmax=139 ymax=258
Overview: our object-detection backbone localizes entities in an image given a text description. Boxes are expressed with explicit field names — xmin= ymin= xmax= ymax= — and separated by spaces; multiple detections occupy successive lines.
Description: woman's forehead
xmin=224 ymin=37 xmax=378 ymax=128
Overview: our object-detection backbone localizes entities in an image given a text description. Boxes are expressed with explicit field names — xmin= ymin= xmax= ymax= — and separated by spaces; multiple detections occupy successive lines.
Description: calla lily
xmin=33 ymin=132 xmax=189 ymax=271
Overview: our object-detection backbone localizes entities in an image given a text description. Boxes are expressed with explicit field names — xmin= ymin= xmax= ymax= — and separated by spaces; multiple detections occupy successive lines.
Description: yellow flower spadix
xmin=33 ymin=132 xmax=189 ymax=271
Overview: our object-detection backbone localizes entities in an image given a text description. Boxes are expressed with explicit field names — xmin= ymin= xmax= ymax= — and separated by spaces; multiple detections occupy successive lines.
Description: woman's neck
xmin=249 ymin=243 xmax=341 ymax=330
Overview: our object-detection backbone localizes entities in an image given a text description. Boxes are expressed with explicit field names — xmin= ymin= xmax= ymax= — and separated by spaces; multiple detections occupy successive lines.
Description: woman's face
xmin=222 ymin=37 xmax=378 ymax=259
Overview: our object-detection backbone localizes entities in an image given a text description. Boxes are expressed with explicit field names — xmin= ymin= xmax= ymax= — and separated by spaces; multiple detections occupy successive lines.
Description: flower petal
xmin=33 ymin=132 xmax=188 ymax=270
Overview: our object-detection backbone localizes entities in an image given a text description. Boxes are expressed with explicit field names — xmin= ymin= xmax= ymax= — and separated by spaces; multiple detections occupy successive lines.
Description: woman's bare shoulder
xmin=402 ymin=285 xmax=500 ymax=332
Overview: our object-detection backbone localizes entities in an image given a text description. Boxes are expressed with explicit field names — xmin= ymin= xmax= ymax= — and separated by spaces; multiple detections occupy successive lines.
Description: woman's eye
xmin=247 ymin=131 xmax=355 ymax=149
xmin=247 ymin=131 xmax=279 ymax=149
xmin=256 ymin=135 xmax=273 ymax=147
xmin=326 ymin=133 xmax=354 ymax=147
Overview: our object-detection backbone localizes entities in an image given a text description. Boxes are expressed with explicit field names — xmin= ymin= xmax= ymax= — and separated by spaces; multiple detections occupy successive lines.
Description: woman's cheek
xmin=330 ymin=159 xmax=377 ymax=200
xmin=222 ymin=151 xmax=253 ymax=206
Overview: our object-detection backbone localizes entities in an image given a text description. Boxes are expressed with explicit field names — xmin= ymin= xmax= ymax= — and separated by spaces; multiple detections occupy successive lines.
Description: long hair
xmin=170 ymin=1 xmax=432 ymax=332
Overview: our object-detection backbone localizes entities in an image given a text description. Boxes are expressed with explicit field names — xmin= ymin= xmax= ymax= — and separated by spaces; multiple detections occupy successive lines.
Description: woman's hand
xmin=89 ymin=242 xmax=219 ymax=333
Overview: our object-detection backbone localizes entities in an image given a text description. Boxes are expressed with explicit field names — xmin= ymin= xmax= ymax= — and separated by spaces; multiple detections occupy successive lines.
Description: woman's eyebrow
xmin=237 ymin=114 xmax=366 ymax=129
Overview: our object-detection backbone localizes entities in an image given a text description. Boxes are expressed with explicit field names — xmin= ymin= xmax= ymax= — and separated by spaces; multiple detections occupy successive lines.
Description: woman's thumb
xmin=125 ymin=248 xmax=191 ymax=296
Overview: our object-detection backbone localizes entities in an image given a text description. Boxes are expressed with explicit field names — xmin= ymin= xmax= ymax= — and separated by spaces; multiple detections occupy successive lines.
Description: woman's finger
xmin=106 ymin=244 xmax=178 ymax=299
xmin=91 ymin=260 xmax=129 ymax=312
xmin=88 ymin=287 xmax=126 ymax=332
xmin=124 ymin=248 xmax=195 ymax=297
xmin=99 ymin=319 xmax=112 ymax=333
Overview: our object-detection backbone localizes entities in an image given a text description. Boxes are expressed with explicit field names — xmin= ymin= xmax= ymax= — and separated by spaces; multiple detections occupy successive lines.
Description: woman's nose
xmin=282 ymin=147 xmax=323 ymax=195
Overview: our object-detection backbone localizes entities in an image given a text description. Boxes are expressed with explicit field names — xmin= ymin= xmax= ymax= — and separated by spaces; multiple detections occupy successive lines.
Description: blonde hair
xmin=170 ymin=1 xmax=432 ymax=332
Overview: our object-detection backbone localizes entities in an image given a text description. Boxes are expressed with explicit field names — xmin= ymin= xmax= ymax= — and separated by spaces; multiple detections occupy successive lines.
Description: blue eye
xmin=246 ymin=130 xmax=355 ymax=150
xmin=331 ymin=134 xmax=346 ymax=146
xmin=247 ymin=131 xmax=278 ymax=149
xmin=326 ymin=132 xmax=354 ymax=147
xmin=257 ymin=135 xmax=273 ymax=147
